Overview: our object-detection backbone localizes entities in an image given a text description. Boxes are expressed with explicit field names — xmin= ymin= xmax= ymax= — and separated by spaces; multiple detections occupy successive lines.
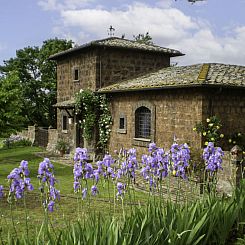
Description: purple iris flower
xmin=0 ymin=185 xmax=4 ymax=198
xmin=107 ymin=167 xmax=116 ymax=178
xmin=149 ymin=143 xmax=157 ymax=153
xmin=73 ymin=148 xmax=96 ymax=193
xmin=73 ymin=181 xmax=80 ymax=192
xmin=117 ymin=148 xmax=138 ymax=181
xmin=82 ymin=188 xmax=87 ymax=199
xmin=24 ymin=178 xmax=34 ymax=191
xmin=7 ymin=168 xmax=21 ymax=180
xmin=116 ymin=169 xmax=123 ymax=179
xmin=20 ymin=160 xmax=30 ymax=176
xmin=50 ymin=186 xmax=60 ymax=200
xmin=8 ymin=160 xmax=34 ymax=199
xmin=102 ymin=154 xmax=114 ymax=167
xmin=93 ymin=170 xmax=100 ymax=183
xmin=47 ymin=201 xmax=55 ymax=212
xmin=116 ymin=182 xmax=126 ymax=198
xmin=38 ymin=158 xmax=59 ymax=212
xmin=169 ymin=142 xmax=190 ymax=179
xmin=203 ymin=142 xmax=224 ymax=174
xmin=74 ymin=147 xmax=88 ymax=162
xmin=84 ymin=163 xmax=94 ymax=179
xmin=91 ymin=185 xmax=98 ymax=196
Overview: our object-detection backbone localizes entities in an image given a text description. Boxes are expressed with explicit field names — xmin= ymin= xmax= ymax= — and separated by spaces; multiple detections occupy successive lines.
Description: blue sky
xmin=0 ymin=0 xmax=245 ymax=66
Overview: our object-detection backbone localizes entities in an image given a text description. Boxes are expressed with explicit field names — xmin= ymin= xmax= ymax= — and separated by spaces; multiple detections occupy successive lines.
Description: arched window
xmin=135 ymin=106 xmax=151 ymax=138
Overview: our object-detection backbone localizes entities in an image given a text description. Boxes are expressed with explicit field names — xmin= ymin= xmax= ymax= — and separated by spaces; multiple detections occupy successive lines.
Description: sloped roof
xmin=98 ymin=63 xmax=245 ymax=93
xmin=49 ymin=37 xmax=183 ymax=60
xmin=53 ymin=98 xmax=75 ymax=108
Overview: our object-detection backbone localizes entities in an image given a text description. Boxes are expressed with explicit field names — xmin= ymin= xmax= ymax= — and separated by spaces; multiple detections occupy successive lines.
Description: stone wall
xmin=56 ymin=110 xmax=76 ymax=148
xmin=108 ymin=87 xmax=245 ymax=155
xmin=19 ymin=126 xmax=39 ymax=145
xmin=18 ymin=126 xmax=58 ymax=151
xmin=108 ymin=88 xmax=203 ymax=156
xmin=202 ymin=88 xmax=245 ymax=150
xmin=56 ymin=48 xmax=170 ymax=102
xmin=46 ymin=128 xmax=59 ymax=152
xmin=97 ymin=48 xmax=170 ymax=88
xmin=55 ymin=47 xmax=171 ymax=149
xmin=56 ymin=49 xmax=98 ymax=103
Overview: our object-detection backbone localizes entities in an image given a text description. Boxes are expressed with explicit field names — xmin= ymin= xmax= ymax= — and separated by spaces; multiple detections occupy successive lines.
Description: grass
xmin=0 ymin=146 xmax=151 ymax=242
xmin=0 ymin=138 xmax=4 ymax=148
xmin=0 ymin=146 xmax=243 ymax=244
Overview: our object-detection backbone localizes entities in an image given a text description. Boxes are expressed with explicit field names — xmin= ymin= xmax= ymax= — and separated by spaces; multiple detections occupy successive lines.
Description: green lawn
xmin=0 ymin=146 xmax=149 ymax=241
xmin=0 ymin=146 xmax=244 ymax=244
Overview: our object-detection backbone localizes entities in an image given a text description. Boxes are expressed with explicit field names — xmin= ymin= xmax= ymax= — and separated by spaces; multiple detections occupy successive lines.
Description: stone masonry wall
xmin=46 ymin=128 xmax=58 ymax=152
xmin=108 ymin=88 xmax=203 ymax=156
xmin=202 ymin=88 xmax=245 ymax=150
xmin=56 ymin=49 xmax=98 ymax=103
xmin=98 ymin=48 xmax=170 ymax=88
xmin=56 ymin=49 xmax=97 ymax=142
xmin=56 ymin=110 xmax=76 ymax=149
xmin=56 ymin=48 xmax=171 ymax=149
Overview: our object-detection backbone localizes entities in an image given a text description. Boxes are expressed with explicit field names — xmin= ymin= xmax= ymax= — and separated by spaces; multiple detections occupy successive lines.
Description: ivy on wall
xmin=75 ymin=90 xmax=112 ymax=149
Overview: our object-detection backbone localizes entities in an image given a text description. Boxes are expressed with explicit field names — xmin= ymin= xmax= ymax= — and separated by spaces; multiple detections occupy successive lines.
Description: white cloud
xmin=42 ymin=1 xmax=245 ymax=66
xmin=38 ymin=0 xmax=93 ymax=11
xmin=172 ymin=26 xmax=245 ymax=65
xmin=60 ymin=3 xmax=197 ymax=44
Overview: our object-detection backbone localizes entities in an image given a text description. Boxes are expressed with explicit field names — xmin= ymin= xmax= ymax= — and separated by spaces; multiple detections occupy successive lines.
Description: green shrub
xmin=226 ymin=132 xmax=245 ymax=152
xmin=3 ymin=135 xmax=32 ymax=148
xmin=193 ymin=116 xmax=224 ymax=146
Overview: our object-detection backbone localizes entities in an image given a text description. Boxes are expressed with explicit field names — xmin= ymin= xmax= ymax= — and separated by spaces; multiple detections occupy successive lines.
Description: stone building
xmin=50 ymin=37 xmax=245 ymax=155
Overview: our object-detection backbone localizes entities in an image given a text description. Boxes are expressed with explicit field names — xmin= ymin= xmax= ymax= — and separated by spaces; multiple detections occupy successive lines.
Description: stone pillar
xmin=230 ymin=145 xmax=244 ymax=187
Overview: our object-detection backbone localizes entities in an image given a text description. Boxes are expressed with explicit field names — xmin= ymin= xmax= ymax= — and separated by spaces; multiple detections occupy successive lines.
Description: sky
xmin=0 ymin=0 xmax=245 ymax=66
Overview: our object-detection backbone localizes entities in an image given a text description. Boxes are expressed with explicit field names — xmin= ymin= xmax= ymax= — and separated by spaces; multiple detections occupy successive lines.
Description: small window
xmin=119 ymin=117 xmax=125 ymax=129
xmin=117 ymin=114 xmax=127 ymax=134
xmin=135 ymin=106 xmax=151 ymax=138
xmin=62 ymin=115 xmax=68 ymax=131
xmin=73 ymin=68 xmax=79 ymax=81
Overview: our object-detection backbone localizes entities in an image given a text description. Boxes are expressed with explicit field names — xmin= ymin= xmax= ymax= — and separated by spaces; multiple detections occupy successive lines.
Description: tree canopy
xmin=0 ymin=38 xmax=73 ymax=130
xmin=0 ymin=72 xmax=24 ymax=137
xmin=133 ymin=32 xmax=153 ymax=45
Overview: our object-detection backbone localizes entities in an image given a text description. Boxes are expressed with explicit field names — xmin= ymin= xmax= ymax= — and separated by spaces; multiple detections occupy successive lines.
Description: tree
xmin=0 ymin=38 xmax=73 ymax=128
xmin=133 ymin=32 xmax=154 ymax=45
xmin=0 ymin=72 xmax=25 ymax=137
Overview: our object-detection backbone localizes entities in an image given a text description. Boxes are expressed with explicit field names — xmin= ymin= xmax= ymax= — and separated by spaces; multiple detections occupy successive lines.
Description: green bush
xmin=3 ymin=135 xmax=32 ymax=149
xmin=193 ymin=116 xmax=224 ymax=146
xmin=226 ymin=132 xmax=245 ymax=152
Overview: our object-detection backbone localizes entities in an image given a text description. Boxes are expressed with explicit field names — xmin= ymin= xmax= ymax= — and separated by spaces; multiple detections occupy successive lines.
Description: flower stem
xmin=107 ymin=180 xmax=111 ymax=213
xmin=23 ymin=192 xmax=29 ymax=239
xmin=10 ymin=202 xmax=17 ymax=237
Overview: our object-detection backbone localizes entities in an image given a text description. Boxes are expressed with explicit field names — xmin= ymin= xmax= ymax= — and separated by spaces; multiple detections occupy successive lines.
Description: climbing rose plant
xmin=75 ymin=89 xmax=112 ymax=149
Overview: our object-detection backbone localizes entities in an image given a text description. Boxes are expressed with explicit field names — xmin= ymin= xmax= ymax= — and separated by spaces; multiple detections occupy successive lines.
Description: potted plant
xmin=55 ymin=139 xmax=70 ymax=156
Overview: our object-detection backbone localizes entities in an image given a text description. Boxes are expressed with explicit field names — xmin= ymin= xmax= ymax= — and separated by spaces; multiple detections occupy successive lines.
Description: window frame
xmin=62 ymin=114 xmax=68 ymax=133
xmin=117 ymin=113 xmax=127 ymax=134
xmin=135 ymin=106 xmax=151 ymax=139
xmin=132 ymin=101 xmax=155 ymax=147
xmin=73 ymin=67 xmax=79 ymax=82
